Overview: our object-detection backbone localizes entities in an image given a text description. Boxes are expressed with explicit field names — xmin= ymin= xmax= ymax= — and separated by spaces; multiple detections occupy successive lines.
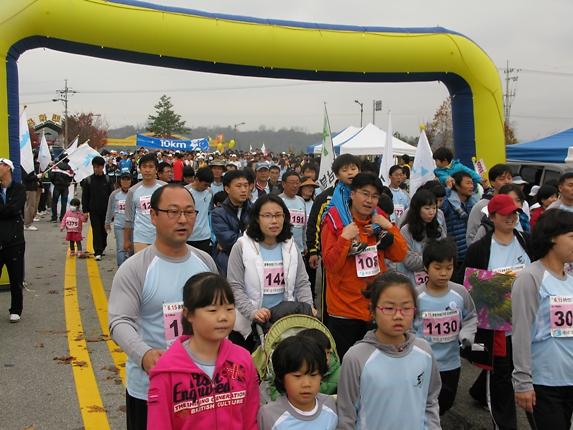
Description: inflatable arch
xmin=1 ymin=0 xmax=505 ymax=179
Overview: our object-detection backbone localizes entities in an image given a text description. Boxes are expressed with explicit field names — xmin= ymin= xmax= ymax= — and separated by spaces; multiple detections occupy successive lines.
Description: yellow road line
xmin=86 ymin=227 xmax=127 ymax=384
xmin=64 ymin=250 xmax=111 ymax=430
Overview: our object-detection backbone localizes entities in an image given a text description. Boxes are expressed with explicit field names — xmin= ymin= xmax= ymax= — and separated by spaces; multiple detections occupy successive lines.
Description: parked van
xmin=507 ymin=161 xmax=572 ymax=193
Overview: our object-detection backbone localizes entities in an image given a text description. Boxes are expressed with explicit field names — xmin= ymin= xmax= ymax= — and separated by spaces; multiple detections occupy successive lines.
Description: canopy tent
xmin=306 ymin=126 xmax=361 ymax=154
xmin=339 ymin=123 xmax=417 ymax=156
xmin=506 ymin=128 xmax=573 ymax=164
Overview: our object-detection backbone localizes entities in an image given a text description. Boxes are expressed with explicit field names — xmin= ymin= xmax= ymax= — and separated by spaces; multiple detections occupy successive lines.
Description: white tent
xmin=339 ymin=123 xmax=417 ymax=157
xmin=311 ymin=126 xmax=361 ymax=154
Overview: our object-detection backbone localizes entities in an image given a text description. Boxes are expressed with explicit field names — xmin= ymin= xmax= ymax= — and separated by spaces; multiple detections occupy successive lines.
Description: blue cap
xmin=256 ymin=162 xmax=270 ymax=171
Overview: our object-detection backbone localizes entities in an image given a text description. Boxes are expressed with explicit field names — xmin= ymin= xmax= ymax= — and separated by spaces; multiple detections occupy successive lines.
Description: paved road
xmin=0 ymin=214 xmax=531 ymax=430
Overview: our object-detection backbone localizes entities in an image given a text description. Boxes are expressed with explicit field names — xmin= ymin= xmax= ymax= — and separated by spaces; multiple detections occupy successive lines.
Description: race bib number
xmin=117 ymin=199 xmax=126 ymax=214
xmin=550 ymin=296 xmax=573 ymax=338
xmin=65 ymin=217 xmax=79 ymax=229
xmin=422 ymin=309 xmax=460 ymax=343
xmin=355 ymin=245 xmax=380 ymax=278
xmin=414 ymin=271 xmax=429 ymax=286
xmin=263 ymin=261 xmax=285 ymax=295
xmin=393 ymin=204 xmax=405 ymax=220
xmin=163 ymin=302 xmax=184 ymax=345
xmin=289 ymin=208 xmax=306 ymax=227
xmin=139 ymin=195 xmax=151 ymax=215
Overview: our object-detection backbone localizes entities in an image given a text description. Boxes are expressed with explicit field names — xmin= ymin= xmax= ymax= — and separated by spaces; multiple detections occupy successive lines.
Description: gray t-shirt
xmin=108 ymin=244 xmax=218 ymax=400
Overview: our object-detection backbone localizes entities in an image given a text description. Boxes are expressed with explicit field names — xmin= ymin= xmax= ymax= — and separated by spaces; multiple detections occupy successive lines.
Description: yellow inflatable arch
xmin=0 ymin=0 xmax=505 ymax=178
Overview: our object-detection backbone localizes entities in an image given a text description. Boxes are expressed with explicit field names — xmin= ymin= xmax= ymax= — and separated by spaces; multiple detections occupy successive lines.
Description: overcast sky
xmin=18 ymin=0 xmax=573 ymax=142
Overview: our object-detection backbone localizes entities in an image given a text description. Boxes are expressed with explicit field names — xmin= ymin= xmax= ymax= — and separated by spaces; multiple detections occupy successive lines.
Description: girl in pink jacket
xmin=60 ymin=198 xmax=88 ymax=257
xmin=147 ymin=272 xmax=259 ymax=430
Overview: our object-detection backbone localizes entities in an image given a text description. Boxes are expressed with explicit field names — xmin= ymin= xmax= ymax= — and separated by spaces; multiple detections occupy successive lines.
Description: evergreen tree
xmin=146 ymin=95 xmax=188 ymax=137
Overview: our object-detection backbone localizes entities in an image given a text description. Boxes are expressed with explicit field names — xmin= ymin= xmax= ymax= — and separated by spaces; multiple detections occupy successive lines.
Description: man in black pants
xmin=0 ymin=158 xmax=26 ymax=323
xmin=81 ymin=156 xmax=113 ymax=261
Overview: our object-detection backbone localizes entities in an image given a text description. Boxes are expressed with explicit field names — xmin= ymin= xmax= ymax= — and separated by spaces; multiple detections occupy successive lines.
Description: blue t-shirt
xmin=131 ymin=182 xmax=164 ymax=244
xmin=488 ymin=236 xmax=531 ymax=272
xmin=531 ymin=270 xmax=573 ymax=386
xmin=280 ymin=193 xmax=306 ymax=253
xmin=414 ymin=284 xmax=474 ymax=371
xmin=389 ymin=187 xmax=410 ymax=221
xmin=260 ymin=243 xmax=285 ymax=310
xmin=112 ymin=190 xmax=128 ymax=229
xmin=211 ymin=182 xmax=224 ymax=196
xmin=187 ymin=186 xmax=212 ymax=242
xmin=126 ymin=251 xmax=211 ymax=399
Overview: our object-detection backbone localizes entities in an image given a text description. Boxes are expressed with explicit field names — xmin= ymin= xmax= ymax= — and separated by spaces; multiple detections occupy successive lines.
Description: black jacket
xmin=0 ymin=180 xmax=26 ymax=247
xmin=305 ymin=185 xmax=334 ymax=256
xmin=49 ymin=162 xmax=74 ymax=189
xmin=81 ymin=174 xmax=113 ymax=214
xmin=464 ymin=229 xmax=532 ymax=272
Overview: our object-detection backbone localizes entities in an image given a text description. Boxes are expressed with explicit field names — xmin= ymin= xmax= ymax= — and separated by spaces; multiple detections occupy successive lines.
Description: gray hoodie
xmin=337 ymin=330 xmax=441 ymax=430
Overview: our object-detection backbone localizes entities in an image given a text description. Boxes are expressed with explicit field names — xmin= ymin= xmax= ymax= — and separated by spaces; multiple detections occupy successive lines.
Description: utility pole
xmin=503 ymin=60 xmax=519 ymax=124
xmin=52 ymin=79 xmax=77 ymax=148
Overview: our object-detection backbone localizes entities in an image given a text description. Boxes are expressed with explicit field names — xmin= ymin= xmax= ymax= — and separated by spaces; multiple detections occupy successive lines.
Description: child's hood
xmin=357 ymin=330 xmax=418 ymax=358
xmin=149 ymin=336 xmax=234 ymax=376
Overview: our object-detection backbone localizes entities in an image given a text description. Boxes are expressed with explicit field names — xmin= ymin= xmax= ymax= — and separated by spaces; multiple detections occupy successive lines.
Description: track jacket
xmin=337 ymin=331 xmax=441 ymax=430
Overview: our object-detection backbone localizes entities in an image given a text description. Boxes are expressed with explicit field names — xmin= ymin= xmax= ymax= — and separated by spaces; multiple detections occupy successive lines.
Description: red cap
xmin=488 ymin=194 xmax=520 ymax=216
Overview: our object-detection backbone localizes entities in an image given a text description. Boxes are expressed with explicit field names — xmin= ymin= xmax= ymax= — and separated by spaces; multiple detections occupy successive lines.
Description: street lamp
xmin=233 ymin=121 xmax=246 ymax=144
xmin=354 ymin=100 xmax=364 ymax=127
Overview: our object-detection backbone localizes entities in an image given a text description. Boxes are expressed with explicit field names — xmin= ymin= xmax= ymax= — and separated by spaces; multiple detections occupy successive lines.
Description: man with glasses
xmin=109 ymin=183 xmax=218 ymax=430
xmin=212 ymin=170 xmax=252 ymax=275
xmin=321 ymin=172 xmax=407 ymax=359
xmin=279 ymin=170 xmax=307 ymax=253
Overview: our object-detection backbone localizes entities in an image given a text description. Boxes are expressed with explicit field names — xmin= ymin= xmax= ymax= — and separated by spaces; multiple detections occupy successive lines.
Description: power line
xmin=503 ymin=60 xmax=519 ymax=124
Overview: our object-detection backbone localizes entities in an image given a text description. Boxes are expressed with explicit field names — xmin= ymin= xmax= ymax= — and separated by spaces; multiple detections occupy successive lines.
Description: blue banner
xmin=136 ymin=134 xmax=209 ymax=152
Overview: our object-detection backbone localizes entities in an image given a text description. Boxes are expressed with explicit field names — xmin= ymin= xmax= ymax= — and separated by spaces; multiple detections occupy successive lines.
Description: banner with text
xmin=136 ymin=134 xmax=209 ymax=152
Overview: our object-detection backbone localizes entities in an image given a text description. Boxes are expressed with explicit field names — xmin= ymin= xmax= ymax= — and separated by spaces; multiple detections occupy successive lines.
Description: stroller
xmin=251 ymin=303 xmax=340 ymax=404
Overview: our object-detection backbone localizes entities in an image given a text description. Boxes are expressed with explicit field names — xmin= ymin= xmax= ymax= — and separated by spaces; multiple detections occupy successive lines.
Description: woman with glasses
xmin=227 ymin=194 xmax=314 ymax=351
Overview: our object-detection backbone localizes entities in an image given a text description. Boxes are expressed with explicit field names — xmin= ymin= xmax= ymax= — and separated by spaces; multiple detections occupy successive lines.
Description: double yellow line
xmin=63 ymin=228 xmax=127 ymax=429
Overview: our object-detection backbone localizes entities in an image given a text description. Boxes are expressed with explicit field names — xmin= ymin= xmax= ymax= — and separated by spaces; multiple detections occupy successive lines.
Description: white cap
xmin=529 ymin=185 xmax=540 ymax=197
xmin=0 ymin=158 xmax=14 ymax=171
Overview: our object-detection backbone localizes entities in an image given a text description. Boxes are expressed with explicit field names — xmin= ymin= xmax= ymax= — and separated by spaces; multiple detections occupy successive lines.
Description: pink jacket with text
xmin=60 ymin=209 xmax=87 ymax=234
xmin=147 ymin=336 xmax=259 ymax=430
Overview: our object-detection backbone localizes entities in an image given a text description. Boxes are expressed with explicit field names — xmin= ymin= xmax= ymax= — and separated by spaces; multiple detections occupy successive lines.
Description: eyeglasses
xmin=356 ymin=190 xmax=381 ymax=201
xmin=376 ymin=305 xmax=416 ymax=316
xmin=259 ymin=213 xmax=285 ymax=221
xmin=156 ymin=208 xmax=198 ymax=219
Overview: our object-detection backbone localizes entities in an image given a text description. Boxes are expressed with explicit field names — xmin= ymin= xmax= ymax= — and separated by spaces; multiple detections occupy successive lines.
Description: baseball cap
xmin=0 ymin=158 xmax=14 ymax=171
xmin=488 ymin=194 xmax=521 ymax=216
xmin=256 ymin=162 xmax=270 ymax=171
xmin=512 ymin=175 xmax=527 ymax=185
xmin=120 ymin=170 xmax=132 ymax=179
xmin=529 ymin=185 xmax=540 ymax=197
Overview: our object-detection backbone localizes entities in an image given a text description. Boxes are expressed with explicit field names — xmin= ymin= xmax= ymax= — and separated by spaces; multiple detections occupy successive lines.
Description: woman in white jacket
xmin=227 ymin=194 xmax=314 ymax=349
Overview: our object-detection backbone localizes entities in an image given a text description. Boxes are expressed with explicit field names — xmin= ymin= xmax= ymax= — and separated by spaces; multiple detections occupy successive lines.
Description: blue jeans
xmin=114 ymin=226 xmax=130 ymax=266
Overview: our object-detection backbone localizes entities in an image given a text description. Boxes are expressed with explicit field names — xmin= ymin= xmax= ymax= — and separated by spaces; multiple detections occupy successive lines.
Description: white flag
xmin=261 ymin=143 xmax=267 ymax=155
xmin=379 ymin=111 xmax=394 ymax=185
xmin=66 ymin=143 xmax=100 ymax=183
xmin=410 ymin=129 xmax=436 ymax=196
xmin=19 ymin=109 xmax=34 ymax=174
xmin=38 ymin=131 xmax=51 ymax=171
xmin=64 ymin=136 xmax=79 ymax=155
xmin=317 ymin=105 xmax=336 ymax=190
